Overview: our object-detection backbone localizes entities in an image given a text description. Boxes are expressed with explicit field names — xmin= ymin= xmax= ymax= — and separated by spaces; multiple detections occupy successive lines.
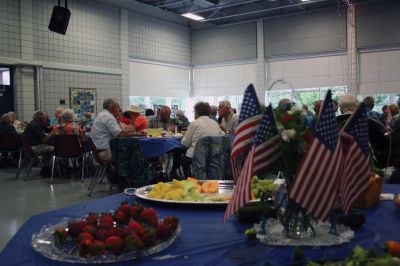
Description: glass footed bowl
xmin=31 ymin=217 xmax=181 ymax=264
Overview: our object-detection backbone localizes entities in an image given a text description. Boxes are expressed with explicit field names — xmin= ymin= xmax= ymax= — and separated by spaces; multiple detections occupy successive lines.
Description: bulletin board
xmin=69 ymin=88 xmax=97 ymax=120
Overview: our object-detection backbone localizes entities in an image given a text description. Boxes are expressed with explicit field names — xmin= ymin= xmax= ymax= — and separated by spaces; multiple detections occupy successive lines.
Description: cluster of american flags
xmin=224 ymin=85 xmax=370 ymax=222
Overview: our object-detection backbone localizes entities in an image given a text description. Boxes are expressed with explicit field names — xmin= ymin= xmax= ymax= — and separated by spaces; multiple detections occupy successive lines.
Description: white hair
xmin=219 ymin=100 xmax=232 ymax=109
xmin=61 ymin=109 xmax=75 ymax=122
xmin=339 ymin=94 xmax=359 ymax=113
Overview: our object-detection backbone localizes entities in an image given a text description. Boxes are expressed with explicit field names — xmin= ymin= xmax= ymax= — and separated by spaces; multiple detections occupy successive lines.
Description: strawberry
xmin=100 ymin=215 xmax=114 ymax=225
xmin=140 ymin=208 xmax=158 ymax=227
xmin=77 ymin=231 xmax=94 ymax=244
xmin=53 ymin=227 xmax=67 ymax=245
xmin=109 ymin=226 xmax=129 ymax=239
xmin=124 ymin=233 xmax=145 ymax=251
xmin=127 ymin=221 xmax=145 ymax=238
xmin=68 ymin=220 xmax=87 ymax=238
xmin=142 ymin=228 xmax=157 ymax=247
xmin=78 ymin=239 xmax=94 ymax=257
xmin=85 ymin=213 xmax=98 ymax=226
xmin=98 ymin=221 xmax=113 ymax=231
xmin=94 ymin=229 xmax=110 ymax=241
xmin=156 ymin=222 xmax=173 ymax=240
xmin=114 ymin=211 xmax=129 ymax=225
xmin=129 ymin=205 xmax=144 ymax=220
xmin=82 ymin=225 xmax=96 ymax=234
xmin=118 ymin=203 xmax=131 ymax=217
xmin=163 ymin=216 xmax=179 ymax=230
xmin=105 ymin=236 xmax=124 ymax=256
xmin=91 ymin=240 xmax=106 ymax=256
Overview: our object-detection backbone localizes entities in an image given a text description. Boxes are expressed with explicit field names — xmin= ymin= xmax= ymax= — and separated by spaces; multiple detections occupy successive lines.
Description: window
xmin=0 ymin=68 xmax=10 ymax=85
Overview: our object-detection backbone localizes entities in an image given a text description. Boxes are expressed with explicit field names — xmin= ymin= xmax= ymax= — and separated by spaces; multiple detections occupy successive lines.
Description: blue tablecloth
xmin=1 ymin=185 xmax=399 ymax=266
xmin=138 ymin=137 xmax=184 ymax=158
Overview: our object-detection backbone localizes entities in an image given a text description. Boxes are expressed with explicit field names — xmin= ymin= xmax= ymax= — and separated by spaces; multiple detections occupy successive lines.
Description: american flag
xmin=224 ymin=105 xmax=281 ymax=221
xmin=288 ymin=90 xmax=344 ymax=221
xmin=340 ymin=103 xmax=370 ymax=214
xmin=230 ymin=84 xmax=262 ymax=180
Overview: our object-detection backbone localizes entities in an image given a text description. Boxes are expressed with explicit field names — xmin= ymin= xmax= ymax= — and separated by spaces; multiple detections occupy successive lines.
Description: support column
xmin=120 ymin=9 xmax=130 ymax=110
xmin=256 ymin=20 xmax=266 ymax=104
xmin=14 ymin=0 xmax=35 ymax=121
xmin=347 ymin=4 xmax=358 ymax=94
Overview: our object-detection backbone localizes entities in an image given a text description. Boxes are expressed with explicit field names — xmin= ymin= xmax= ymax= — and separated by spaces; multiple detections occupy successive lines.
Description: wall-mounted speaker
xmin=48 ymin=0 xmax=71 ymax=35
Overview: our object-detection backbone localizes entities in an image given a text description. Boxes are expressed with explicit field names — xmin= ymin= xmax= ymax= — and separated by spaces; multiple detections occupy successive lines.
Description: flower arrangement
xmin=272 ymin=105 xmax=313 ymax=179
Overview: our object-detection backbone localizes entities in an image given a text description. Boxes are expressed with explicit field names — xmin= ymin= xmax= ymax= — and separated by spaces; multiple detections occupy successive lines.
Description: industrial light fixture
xmin=301 ymin=0 xmax=311 ymax=2
xmin=181 ymin=13 xmax=205 ymax=21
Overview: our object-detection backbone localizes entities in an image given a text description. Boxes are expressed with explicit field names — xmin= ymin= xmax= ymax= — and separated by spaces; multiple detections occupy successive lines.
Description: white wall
xmin=359 ymin=49 xmax=400 ymax=95
xmin=193 ymin=62 xmax=257 ymax=96
xmin=129 ymin=60 xmax=190 ymax=97
xmin=267 ymin=54 xmax=348 ymax=90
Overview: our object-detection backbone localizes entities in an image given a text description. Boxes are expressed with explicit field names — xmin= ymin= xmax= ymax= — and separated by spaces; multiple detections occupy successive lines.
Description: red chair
xmin=51 ymin=134 xmax=85 ymax=183
xmin=87 ymin=138 xmax=111 ymax=197
xmin=0 ymin=132 xmax=22 ymax=168
xmin=16 ymin=135 xmax=42 ymax=181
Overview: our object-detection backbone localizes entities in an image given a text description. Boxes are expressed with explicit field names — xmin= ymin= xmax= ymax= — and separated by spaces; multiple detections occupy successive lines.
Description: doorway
xmin=0 ymin=66 xmax=14 ymax=116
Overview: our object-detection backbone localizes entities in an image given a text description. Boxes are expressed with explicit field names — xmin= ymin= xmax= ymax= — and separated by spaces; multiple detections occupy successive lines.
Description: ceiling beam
xmin=190 ymin=0 xmax=266 ymax=14
xmin=202 ymin=0 xmax=331 ymax=22
xmin=157 ymin=0 xmax=187 ymax=8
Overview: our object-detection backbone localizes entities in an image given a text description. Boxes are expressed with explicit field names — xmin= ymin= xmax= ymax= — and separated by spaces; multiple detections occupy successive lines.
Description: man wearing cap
xmin=129 ymin=105 xmax=148 ymax=132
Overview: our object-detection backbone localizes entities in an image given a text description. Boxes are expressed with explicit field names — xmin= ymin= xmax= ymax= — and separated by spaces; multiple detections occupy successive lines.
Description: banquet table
xmin=1 ymin=185 xmax=399 ymax=266
xmin=137 ymin=137 xmax=184 ymax=158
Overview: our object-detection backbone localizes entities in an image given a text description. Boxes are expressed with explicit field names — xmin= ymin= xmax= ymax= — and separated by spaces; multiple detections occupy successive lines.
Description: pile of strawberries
xmin=53 ymin=203 xmax=179 ymax=257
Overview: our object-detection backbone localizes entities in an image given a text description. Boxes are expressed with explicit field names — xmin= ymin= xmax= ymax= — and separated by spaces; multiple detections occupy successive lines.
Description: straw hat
xmin=129 ymin=105 xmax=141 ymax=113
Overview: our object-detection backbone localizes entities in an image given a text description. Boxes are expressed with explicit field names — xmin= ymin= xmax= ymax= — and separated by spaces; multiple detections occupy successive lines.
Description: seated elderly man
xmin=337 ymin=94 xmax=359 ymax=128
xmin=363 ymin=96 xmax=382 ymax=122
xmin=56 ymin=109 xmax=84 ymax=143
xmin=90 ymin=98 xmax=136 ymax=161
xmin=148 ymin=105 xmax=174 ymax=130
xmin=175 ymin=110 xmax=189 ymax=127
xmin=0 ymin=113 xmax=17 ymax=134
xmin=218 ymin=100 xmax=239 ymax=134
xmin=50 ymin=107 xmax=64 ymax=126
xmin=181 ymin=102 xmax=224 ymax=177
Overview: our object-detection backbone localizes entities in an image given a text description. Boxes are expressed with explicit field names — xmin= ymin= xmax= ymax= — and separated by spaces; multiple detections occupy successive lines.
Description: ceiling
xmin=133 ymin=0 xmax=357 ymax=26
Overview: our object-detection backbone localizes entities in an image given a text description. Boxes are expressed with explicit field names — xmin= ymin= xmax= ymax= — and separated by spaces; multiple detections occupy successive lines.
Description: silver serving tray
xmin=126 ymin=180 xmax=234 ymax=205
xmin=31 ymin=217 xmax=181 ymax=264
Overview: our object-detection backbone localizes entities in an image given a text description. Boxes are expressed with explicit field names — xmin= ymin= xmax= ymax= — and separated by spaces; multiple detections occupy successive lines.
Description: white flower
xmin=281 ymin=129 xmax=296 ymax=142
xmin=287 ymin=106 xmax=301 ymax=115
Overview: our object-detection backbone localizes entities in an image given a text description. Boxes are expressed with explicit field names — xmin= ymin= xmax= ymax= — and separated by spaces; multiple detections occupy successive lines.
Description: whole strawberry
xmin=91 ymin=240 xmax=106 ymax=256
xmin=85 ymin=213 xmax=98 ymax=226
xmin=140 ymin=208 xmax=158 ymax=227
xmin=77 ymin=231 xmax=94 ymax=244
xmin=109 ymin=226 xmax=129 ymax=239
xmin=142 ymin=228 xmax=157 ymax=247
xmin=114 ymin=211 xmax=129 ymax=225
xmin=82 ymin=225 xmax=96 ymax=234
xmin=118 ymin=203 xmax=131 ymax=217
xmin=156 ymin=222 xmax=173 ymax=240
xmin=129 ymin=205 xmax=144 ymax=220
xmin=127 ymin=221 xmax=145 ymax=238
xmin=124 ymin=233 xmax=145 ymax=251
xmin=68 ymin=220 xmax=87 ymax=238
xmin=94 ymin=229 xmax=110 ymax=241
xmin=99 ymin=215 xmax=114 ymax=230
xmin=53 ymin=227 xmax=67 ymax=245
xmin=163 ymin=216 xmax=179 ymax=230
xmin=78 ymin=239 xmax=94 ymax=257
xmin=105 ymin=236 xmax=124 ymax=256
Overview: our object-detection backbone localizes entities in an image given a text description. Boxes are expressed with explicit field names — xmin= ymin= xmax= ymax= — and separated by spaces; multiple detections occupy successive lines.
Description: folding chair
xmin=191 ymin=135 xmax=232 ymax=180
xmin=16 ymin=135 xmax=43 ymax=181
xmin=87 ymin=138 xmax=111 ymax=197
xmin=51 ymin=134 xmax=85 ymax=183
xmin=0 ymin=132 xmax=22 ymax=168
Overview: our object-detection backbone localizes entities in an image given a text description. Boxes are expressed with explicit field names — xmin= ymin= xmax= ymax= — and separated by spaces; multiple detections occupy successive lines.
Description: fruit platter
xmin=131 ymin=178 xmax=233 ymax=205
xmin=31 ymin=203 xmax=180 ymax=263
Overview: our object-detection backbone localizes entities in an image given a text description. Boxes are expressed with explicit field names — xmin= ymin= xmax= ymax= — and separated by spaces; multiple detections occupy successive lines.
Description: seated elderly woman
xmin=181 ymin=102 xmax=224 ymax=177
xmin=337 ymin=93 xmax=359 ymax=128
xmin=54 ymin=109 xmax=84 ymax=143
xmin=0 ymin=113 xmax=17 ymax=134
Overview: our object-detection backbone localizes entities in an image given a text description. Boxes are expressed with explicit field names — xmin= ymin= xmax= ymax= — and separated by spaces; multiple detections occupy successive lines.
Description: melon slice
xmin=201 ymin=181 xmax=219 ymax=193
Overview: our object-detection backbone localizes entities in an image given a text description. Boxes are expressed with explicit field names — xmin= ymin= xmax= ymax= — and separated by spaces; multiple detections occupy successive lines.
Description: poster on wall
xmin=69 ymin=88 xmax=97 ymax=121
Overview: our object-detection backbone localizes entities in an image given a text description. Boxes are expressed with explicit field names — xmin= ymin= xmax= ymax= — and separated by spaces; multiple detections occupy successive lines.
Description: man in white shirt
xmin=90 ymin=98 xmax=136 ymax=161
xmin=181 ymin=102 xmax=224 ymax=176
xmin=218 ymin=100 xmax=239 ymax=134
